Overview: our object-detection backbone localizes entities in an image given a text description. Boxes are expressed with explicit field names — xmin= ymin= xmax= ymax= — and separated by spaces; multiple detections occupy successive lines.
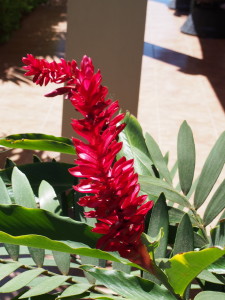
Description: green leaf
xmin=4 ymin=243 xmax=20 ymax=261
xmin=52 ymin=251 xmax=71 ymax=275
xmin=197 ymin=269 xmax=225 ymax=285
xmin=173 ymin=214 xmax=194 ymax=256
xmin=145 ymin=133 xmax=172 ymax=184
xmin=58 ymin=283 xmax=92 ymax=298
xmin=203 ymin=179 xmax=225 ymax=226
xmin=207 ymin=256 xmax=225 ymax=274
xmin=132 ymin=146 xmax=155 ymax=176
xmin=118 ymin=113 xmax=150 ymax=160
xmin=39 ymin=180 xmax=62 ymax=215
xmin=28 ymin=247 xmax=45 ymax=267
xmin=0 ymin=133 xmax=75 ymax=155
xmin=210 ymin=219 xmax=225 ymax=247
xmin=12 ymin=167 xmax=36 ymax=208
xmin=0 ymin=261 xmax=23 ymax=280
xmin=165 ymin=247 xmax=225 ymax=297
xmin=194 ymin=291 xmax=225 ymax=300
xmin=194 ymin=131 xmax=225 ymax=209
xmin=139 ymin=175 xmax=191 ymax=208
xmin=0 ymin=268 xmax=45 ymax=293
xmin=0 ymin=176 xmax=12 ymax=204
xmin=0 ymin=162 xmax=75 ymax=195
xmin=177 ymin=121 xmax=195 ymax=195
xmin=0 ymin=205 xmax=136 ymax=265
xmin=19 ymin=275 xmax=71 ymax=298
xmin=81 ymin=266 xmax=176 ymax=300
xmin=147 ymin=194 xmax=169 ymax=258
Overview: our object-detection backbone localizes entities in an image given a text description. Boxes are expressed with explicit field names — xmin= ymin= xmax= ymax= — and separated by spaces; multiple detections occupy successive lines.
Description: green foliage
xmin=0 ymin=0 xmax=47 ymax=44
xmin=0 ymin=115 xmax=225 ymax=299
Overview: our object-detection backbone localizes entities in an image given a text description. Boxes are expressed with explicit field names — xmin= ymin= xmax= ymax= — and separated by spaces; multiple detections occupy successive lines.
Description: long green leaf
xmin=194 ymin=131 xmax=225 ymax=209
xmin=0 ymin=268 xmax=45 ymax=293
xmin=58 ymin=283 xmax=92 ymax=298
xmin=173 ymin=214 xmax=194 ymax=256
xmin=0 ymin=177 xmax=11 ymax=204
xmin=210 ymin=219 xmax=225 ymax=247
xmin=81 ymin=266 xmax=176 ymax=300
xmin=19 ymin=275 xmax=71 ymax=298
xmin=145 ymin=133 xmax=172 ymax=184
xmin=203 ymin=179 xmax=225 ymax=226
xmin=52 ymin=250 xmax=71 ymax=275
xmin=165 ymin=247 xmax=225 ymax=297
xmin=139 ymin=175 xmax=191 ymax=208
xmin=11 ymin=167 xmax=36 ymax=208
xmin=132 ymin=146 xmax=155 ymax=176
xmin=0 ymin=133 xmax=75 ymax=155
xmin=0 ymin=261 xmax=23 ymax=280
xmin=147 ymin=194 xmax=169 ymax=258
xmin=28 ymin=247 xmax=45 ymax=267
xmin=0 ymin=162 xmax=75 ymax=195
xmin=177 ymin=121 xmax=195 ymax=195
xmin=4 ymin=243 xmax=20 ymax=261
xmin=194 ymin=291 xmax=225 ymax=300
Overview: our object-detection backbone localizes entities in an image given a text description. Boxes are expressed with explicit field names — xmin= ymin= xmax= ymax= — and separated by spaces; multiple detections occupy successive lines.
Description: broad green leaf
xmin=173 ymin=214 xmax=194 ymax=256
xmin=0 ymin=205 xmax=137 ymax=265
xmin=118 ymin=113 xmax=150 ymax=160
xmin=0 ymin=177 xmax=11 ymax=204
xmin=28 ymin=247 xmax=45 ymax=267
xmin=0 ymin=261 xmax=23 ymax=280
xmin=0 ymin=268 xmax=45 ymax=293
xmin=58 ymin=283 xmax=92 ymax=298
xmin=81 ymin=266 xmax=176 ymax=300
xmin=139 ymin=175 xmax=191 ymax=208
xmin=52 ymin=251 xmax=71 ymax=275
xmin=203 ymin=179 xmax=225 ymax=226
xmin=177 ymin=121 xmax=195 ymax=195
xmin=11 ymin=167 xmax=36 ymax=208
xmin=165 ymin=247 xmax=225 ymax=297
xmin=39 ymin=180 xmax=61 ymax=215
xmin=194 ymin=291 xmax=225 ymax=300
xmin=0 ymin=133 xmax=75 ymax=155
xmin=112 ymin=261 xmax=131 ymax=274
xmin=19 ymin=275 xmax=71 ymax=298
xmin=4 ymin=243 xmax=20 ymax=261
xmin=147 ymin=194 xmax=169 ymax=258
xmin=0 ymin=162 xmax=75 ymax=195
xmin=145 ymin=133 xmax=172 ymax=184
xmin=194 ymin=131 xmax=225 ymax=209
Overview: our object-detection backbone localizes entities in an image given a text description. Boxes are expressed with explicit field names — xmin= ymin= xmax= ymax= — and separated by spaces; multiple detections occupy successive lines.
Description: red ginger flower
xmin=22 ymin=54 xmax=154 ymax=269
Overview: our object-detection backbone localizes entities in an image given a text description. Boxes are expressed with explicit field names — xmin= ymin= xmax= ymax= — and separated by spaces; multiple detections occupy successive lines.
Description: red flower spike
xmin=22 ymin=54 xmax=154 ymax=269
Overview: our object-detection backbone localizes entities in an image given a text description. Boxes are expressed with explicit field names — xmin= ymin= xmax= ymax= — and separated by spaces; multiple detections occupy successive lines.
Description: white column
xmin=61 ymin=0 xmax=147 ymax=162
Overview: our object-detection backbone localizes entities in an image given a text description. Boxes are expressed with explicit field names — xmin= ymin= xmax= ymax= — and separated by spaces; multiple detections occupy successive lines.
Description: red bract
xmin=22 ymin=54 xmax=154 ymax=269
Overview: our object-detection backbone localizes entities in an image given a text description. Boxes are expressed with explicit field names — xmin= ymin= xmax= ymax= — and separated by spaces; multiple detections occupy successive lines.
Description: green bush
xmin=0 ymin=0 xmax=47 ymax=44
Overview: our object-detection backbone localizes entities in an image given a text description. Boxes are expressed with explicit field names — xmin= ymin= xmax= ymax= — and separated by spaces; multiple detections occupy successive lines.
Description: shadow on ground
xmin=0 ymin=0 xmax=67 ymax=85
xmin=144 ymin=39 xmax=225 ymax=111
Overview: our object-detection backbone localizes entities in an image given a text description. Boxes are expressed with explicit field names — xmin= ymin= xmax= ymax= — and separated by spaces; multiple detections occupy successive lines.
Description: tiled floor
xmin=0 ymin=0 xmax=224 ymax=179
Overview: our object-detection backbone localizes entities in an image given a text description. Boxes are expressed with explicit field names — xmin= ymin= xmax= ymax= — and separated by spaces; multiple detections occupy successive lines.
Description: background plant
xmin=0 ymin=0 xmax=47 ymax=44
